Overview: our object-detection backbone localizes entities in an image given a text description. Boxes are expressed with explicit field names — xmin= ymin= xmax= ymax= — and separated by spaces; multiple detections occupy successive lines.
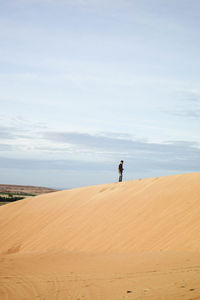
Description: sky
xmin=0 ymin=0 xmax=200 ymax=189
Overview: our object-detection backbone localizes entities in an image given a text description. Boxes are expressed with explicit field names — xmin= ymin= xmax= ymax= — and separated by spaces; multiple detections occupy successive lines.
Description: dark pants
xmin=119 ymin=173 xmax=123 ymax=182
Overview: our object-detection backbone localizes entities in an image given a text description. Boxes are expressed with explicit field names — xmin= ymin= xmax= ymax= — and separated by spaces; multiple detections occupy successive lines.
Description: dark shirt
xmin=118 ymin=163 xmax=123 ymax=174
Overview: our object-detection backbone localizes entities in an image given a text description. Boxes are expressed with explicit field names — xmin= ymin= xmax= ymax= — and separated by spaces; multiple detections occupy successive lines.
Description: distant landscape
xmin=0 ymin=184 xmax=57 ymax=205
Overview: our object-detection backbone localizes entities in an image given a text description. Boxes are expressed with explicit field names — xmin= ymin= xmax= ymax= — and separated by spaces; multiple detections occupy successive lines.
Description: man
xmin=118 ymin=160 xmax=124 ymax=182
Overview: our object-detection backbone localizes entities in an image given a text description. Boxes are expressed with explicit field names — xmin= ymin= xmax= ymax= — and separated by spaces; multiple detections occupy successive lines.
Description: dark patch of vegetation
xmin=0 ymin=192 xmax=35 ymax=197
xmin=0 ymin=192 xmax=36 ymax=203
xmin=0 ymin=195 xmax=24 ymax=202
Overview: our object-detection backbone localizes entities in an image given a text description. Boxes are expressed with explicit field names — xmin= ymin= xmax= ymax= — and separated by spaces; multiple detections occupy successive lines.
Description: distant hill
xmin=0 ymin=184 xmax=57 ymax=196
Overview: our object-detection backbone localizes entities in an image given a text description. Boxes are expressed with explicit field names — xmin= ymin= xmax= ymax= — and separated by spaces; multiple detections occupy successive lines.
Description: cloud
xmin=0 ymin=116 xmax=46 ymax=135
xmin=39 ymin=131 xmax=200 ymax=173
xmin=1 ymin=114 xmax=200 ymax=180
xmin=7 ymin=0 xmax=130 ymax=8
xmin=175 ymin=109 xmax=200 ymax=119
xmin=0 ymin=144 xmax=14 ymax=151
xmin=165 ymin=89 xmax=200 ymax=119
xmin=0 ymin=125 xmax=18 ymax=140
xmin=184 ymin=90 xmax=200 ymax=104
xmin=0 ymin=156 xmax=112 ymax=171
xmin=44 ymin=131 xmax=200 ymax=154
xmin=0 ymin=131 xmax=199 ymax=189
xmin=0 ymin=138 xmax=199 ymax=175
xmin=1 ymin=117 xmax=200 ymax=172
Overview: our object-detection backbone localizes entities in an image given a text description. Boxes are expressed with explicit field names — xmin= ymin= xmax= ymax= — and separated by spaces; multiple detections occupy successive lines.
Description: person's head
xmin=120 ymin=160 xmax=124 ymax=164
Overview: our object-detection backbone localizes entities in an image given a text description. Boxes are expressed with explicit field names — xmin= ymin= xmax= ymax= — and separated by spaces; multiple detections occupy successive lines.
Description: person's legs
xmin=119 ymin=174 xmax=122 ymax=182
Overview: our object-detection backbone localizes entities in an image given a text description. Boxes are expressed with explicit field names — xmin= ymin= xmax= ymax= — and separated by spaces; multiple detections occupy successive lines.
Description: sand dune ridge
xmin=0 ymin=172 xmax=200 ymax=254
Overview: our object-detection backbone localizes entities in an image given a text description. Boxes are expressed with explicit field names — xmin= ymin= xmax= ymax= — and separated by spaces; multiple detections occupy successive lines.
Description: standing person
xmin=118 ymin=160 xmax=124 ymax=182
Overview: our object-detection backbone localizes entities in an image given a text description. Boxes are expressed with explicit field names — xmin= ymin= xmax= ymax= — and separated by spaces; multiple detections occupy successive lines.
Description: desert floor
xmin=1 ymin=251 xmax=200 ymax=299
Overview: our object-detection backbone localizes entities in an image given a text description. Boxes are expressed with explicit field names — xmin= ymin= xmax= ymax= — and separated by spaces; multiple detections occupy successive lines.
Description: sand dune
xmin=1 ymin=172 xmax=200 ymax=299
xmin=1 ymin=172 xmax=200 ymax=254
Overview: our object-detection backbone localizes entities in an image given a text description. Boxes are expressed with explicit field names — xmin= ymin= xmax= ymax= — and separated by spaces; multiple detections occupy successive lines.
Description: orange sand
xmin=1 ymin=173 xmax=200 ymax=299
